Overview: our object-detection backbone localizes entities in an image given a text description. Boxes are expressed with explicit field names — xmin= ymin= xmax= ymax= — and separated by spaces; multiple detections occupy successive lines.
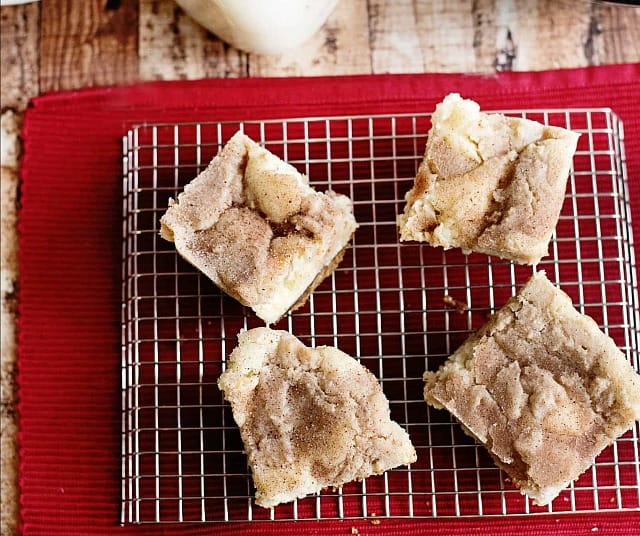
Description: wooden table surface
xmin=1 ymin=1 xmax=639 ymax=534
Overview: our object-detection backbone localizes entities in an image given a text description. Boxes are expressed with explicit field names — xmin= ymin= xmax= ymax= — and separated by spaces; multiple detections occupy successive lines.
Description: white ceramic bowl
xmin=174 ymin=0 xmax=339 ymax=55
xmin=0 ymin=0 xmax=41 ymax=5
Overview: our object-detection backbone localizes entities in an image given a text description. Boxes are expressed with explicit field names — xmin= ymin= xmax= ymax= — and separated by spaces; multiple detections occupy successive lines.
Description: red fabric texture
xmin=18 ymin=64 xmax=640 ymax=535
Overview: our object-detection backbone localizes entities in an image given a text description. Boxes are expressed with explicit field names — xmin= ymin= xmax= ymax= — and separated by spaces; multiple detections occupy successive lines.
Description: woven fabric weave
xmin=19 ymin=64 xmax=640 ymax=535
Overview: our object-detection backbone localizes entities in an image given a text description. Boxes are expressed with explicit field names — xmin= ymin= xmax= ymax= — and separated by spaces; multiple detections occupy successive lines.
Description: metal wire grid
xmin=121 ymin=108 xmax=640 ymax=523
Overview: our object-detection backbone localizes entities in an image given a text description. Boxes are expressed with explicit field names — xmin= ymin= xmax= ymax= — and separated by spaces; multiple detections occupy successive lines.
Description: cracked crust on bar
xmin=219 ymin=328 xmax=417 ymax=508
xmin=160 ymin=131 xmax=358 ymax=324
xmin=398 ymin=94 xmax=580 ymax=264
xmin=423 ymin=272 xmax=640 ymax=505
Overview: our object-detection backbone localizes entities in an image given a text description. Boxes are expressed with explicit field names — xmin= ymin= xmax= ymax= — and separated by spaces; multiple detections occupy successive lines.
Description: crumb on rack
xmin=443 ymin=294 xmax=469 ymax=314
xmin=369 ymin=512 xmax=380 ymax=525
xmin=350 ymin=527 xmax=359 ymax=535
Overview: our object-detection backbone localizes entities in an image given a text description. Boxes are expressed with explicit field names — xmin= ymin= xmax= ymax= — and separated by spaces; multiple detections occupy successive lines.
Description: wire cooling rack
xmin=121 ymin=109 xmax=640 ymax=523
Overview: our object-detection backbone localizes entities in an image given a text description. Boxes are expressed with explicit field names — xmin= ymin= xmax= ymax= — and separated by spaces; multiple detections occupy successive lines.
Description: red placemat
xmin=19 ymin=64 xmax=640 ymax=535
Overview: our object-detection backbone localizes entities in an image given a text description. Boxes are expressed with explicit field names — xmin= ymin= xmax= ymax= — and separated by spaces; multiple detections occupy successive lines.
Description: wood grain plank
xmin=1 ymin=107 xmax=23 ymax=536
xmin=506 ymin=0 xmax=592 ymax=70
xmin=0 ymin=5 xmax=39 ymax=534
xmin=1 ymin=3 xmax=40 ymax=109
xmin=139 ymin=0 xmax=248 ymax=79
xmin=491 ymin=0 xmax=519 ymax=70
xmin=591 ymin=3 xmax=640 ymax=65
xmin=416 ymin=0 xmax=488 ymax=72
xmin=250 ymin=0 xmax=372 ymax=77
xmin=414 ymin=0 xmax=640 ymax=74
xmin=470 ymin=0 xmax=503 ymax=72
xmin=0 ymin=144 xmax=20 ymax=536
xmin=39 ymin=0 xmax=138 ymax=92
xmin=369 ymin=0 xmax=424 ymax=73
xmin=462 ymin=0 xmax=593 ymax=72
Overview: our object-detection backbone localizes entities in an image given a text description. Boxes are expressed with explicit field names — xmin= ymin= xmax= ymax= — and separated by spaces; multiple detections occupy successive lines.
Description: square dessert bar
xmin=160 ymin=131 xmax=357 ymax=324
xmin=398 ymin=94 xmax=580 ymax=264
xmin=218 ymin=328 xmax=416 ymax=507
xmin=424 ymin=272 xmax=640 ymax=505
